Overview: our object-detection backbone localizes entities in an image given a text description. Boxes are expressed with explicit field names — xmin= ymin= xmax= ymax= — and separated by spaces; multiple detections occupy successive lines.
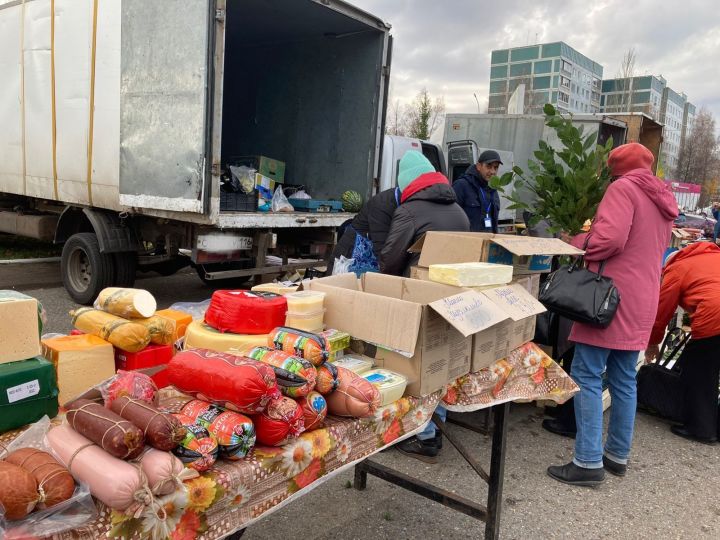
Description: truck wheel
xmin=113 ymin=252 xmax=137 ymax=288
xmin=61 ymin=232 xmax=113 ymax=305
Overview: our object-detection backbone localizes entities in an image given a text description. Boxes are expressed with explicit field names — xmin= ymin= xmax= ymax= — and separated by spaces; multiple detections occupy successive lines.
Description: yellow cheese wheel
xmin=94 ymin=287 xmax=156 ymax=318
xmin=183 ymin=320 xmax=268 ymax=355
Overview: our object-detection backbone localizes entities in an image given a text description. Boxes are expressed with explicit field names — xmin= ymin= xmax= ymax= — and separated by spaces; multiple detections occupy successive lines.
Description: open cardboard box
xmin=306 ymin=273 xmax=511 ymax=396
xmin=409 ymin=231 xmax=583 ymax=275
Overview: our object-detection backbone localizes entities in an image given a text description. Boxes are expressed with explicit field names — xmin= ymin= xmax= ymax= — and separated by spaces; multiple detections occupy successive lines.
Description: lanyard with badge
xmin=478 ymin=187 xmax=493 ymax=229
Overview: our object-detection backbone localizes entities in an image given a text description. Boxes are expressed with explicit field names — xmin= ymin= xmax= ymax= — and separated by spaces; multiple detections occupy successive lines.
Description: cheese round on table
xmin=362 ymin=369 xmax=408 ymax=407
xmin=94 ymin=287 xmax=157 ymax=318
xmin=183 ymin=320 xmax=268 ymax=354
xmin=41 ymin=334 xmax=115 ymax=406
xmin=428 ymin=262 xmax=513 ymax=287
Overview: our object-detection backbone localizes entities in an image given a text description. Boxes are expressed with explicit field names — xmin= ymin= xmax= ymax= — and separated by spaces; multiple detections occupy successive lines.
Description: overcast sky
xmin=351 ymin=0 xmax=720 ymax=126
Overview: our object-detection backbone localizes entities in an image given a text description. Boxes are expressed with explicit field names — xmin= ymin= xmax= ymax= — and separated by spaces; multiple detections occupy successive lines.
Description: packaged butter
xmin=362 ymin=369 xmax=407 ymax=407
xmin=285 ymin=291 xmax=326 ymax=313
xmin=331 ymin=354 xmax=374 ymax=375
xmin=0 ymin=357 xmax=59 ymax=433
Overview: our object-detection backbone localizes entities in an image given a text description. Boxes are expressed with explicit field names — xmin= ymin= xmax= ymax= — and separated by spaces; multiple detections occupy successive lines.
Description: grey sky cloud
xmin=352 ymin=0 xmax=720 ymax=123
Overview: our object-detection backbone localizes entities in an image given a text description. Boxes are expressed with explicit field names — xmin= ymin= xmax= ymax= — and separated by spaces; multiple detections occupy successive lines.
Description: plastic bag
xmin=291 ymin=190 xmax=312 ymax=199
xmin=271 ymin=186 xmax=294 ymax=212
xmin=348 ymin=233 xmax=379 ymax=276
xmin=168 ymin=299 xmax=211 ymax=321
xmin=228 ymin=165 xmax=256 ymax=194
xmin=0 ymin=416 xmax=97 ymax=539
xmin=332 ymin=255 xmax=355 ymax=275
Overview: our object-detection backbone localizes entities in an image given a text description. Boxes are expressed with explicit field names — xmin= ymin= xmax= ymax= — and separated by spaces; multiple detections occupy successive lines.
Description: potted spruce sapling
xmin=489 ymin=103 xmax=614 ymax=235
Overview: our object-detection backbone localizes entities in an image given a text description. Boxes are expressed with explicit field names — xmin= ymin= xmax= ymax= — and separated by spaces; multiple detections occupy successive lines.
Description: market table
xmin=1 ymin=343 xmax=575 ymax=540
xmin=354 ymin=342 xmax=578 ymax=540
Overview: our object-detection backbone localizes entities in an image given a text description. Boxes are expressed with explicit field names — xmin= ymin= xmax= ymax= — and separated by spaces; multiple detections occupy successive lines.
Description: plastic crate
xmin=288 ymin=198 xmax=343 ymax=213
xmin=220 ymin=189 xmax=257 ymax=212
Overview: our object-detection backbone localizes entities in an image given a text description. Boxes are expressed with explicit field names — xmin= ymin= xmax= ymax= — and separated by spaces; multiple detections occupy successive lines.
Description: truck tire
xmin=112 ymin=252 xmax=137 ymax=288
xmin=61 ymin=232 xmax=114 ymax=305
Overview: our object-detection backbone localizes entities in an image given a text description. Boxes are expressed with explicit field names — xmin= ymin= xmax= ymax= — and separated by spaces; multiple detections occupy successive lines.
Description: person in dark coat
xmin=453 ymin=150 xmax=503 ymax=233
xmin=326 ymin=187 xmax=400 ymax=275
xmin=380 ymin=151 xmax=470 ymax=277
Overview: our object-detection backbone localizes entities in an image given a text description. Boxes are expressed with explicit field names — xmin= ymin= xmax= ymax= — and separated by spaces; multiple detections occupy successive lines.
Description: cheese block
xmin=94 ymin=287 xmax=156 ymax=318
xmin=251 ymin=283 xmax=299 ymax=295
xmin=41 ymin=334 xmax=115 ymax=406
xmin=330 ymin=354 xmax=374 ymax=375
xmin=0 ymin=357 xmax=59 ymax=433
xmin=428 ymin=262 xmax=513 ymax=287
xmin=183 ymin=320 xmax=268 ymax=355
xmin=115 ymin=344 xmax=173 ymax=372
xmin=155 ymin=309 xmax=193 ymax=345
xmin=362 ymin=369 xmax=407 ymax=407
xmin=0 ymin=291 xmax=41 ymax=364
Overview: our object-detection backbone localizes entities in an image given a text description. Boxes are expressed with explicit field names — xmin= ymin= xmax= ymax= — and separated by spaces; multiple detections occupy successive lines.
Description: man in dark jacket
xmin=326 ymin=187 xmax=400 ymax=275
xmin=380 ymin=151 xmax=470 ymax=277
xmin=453 ymin=150 xmax=503 ymax=233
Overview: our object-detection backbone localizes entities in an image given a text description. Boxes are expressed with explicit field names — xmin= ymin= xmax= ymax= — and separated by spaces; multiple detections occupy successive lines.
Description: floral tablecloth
xmin=1 ymin=342 xmax=576 ymax=540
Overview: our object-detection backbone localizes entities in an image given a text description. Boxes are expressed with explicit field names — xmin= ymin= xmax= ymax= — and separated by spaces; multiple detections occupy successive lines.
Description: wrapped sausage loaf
xmin=66 ymin=398 xmax=145 ymax=459
xmin=268 ymin=327 xmax=330 ymax=366
xmin=6 ymin=448 xmax=75 ymax=509
xmin=136 ymin=448 xmax=197 ymax=496
xmin=324 ymin=366 xmax=380 ymax=418
xmin=95 ymin=287 xmax=157 ymax=318
xmin=131 ymin=315 xmax=175 ymax=346
xmin=47 ymin=424 xmax=148 ymax=513
xmin=70 ymin=307 xmax=151 ymax=353
xmin=110 ymin=396 xmax=186 ymax=451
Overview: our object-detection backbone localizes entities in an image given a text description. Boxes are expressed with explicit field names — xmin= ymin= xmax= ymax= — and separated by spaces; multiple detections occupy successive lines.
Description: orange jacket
xmin=649 ymin=242 xmax=720 ymax=346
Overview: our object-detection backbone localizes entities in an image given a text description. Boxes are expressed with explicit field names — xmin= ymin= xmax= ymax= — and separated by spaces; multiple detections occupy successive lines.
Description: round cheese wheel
xmin=6 ymin=448 xmax=75 ymax=509
xmin=184 ymin=320 xmax=268 ymax=354
xmin=0 ymin=461 xmax=39 ymax=520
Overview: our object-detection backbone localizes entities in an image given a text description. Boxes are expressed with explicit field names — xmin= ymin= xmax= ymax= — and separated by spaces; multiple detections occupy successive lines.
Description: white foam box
xmin=0 ymin=291 xmax=41 ymax=365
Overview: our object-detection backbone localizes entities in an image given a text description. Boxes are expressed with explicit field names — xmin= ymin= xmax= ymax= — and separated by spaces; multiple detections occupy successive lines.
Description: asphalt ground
xmin=2 ymin=261 xmax=718 ymax=539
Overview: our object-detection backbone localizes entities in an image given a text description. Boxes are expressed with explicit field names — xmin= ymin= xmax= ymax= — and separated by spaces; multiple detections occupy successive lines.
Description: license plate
xmin=196 ymin=233 xmax=253 ymax=252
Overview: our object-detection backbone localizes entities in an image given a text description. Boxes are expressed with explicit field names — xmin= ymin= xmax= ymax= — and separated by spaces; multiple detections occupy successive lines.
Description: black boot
xmin=670 ymin=425 xmax=718 ymax=445
xmin=396 ymin=436 xmax=440 ymax=464
xmin=547 ymin=461 xmax=605 ymax=487
xmin=603 ymin=456 xmax=627 ymax=477
xmin=542 ymin=418 xmax=577 ymax=439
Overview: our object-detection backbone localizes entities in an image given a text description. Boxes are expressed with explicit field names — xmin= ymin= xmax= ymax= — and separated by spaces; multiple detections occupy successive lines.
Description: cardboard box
xmin=237 ymin=155 xmax=286 ymax=182
xmin=255 ymin=173 xmax=277 ymax=200
xmin=306 ymin=273 xmax=508 ymax=396
xmin=410 ymin=231 xmax=583 ymax=275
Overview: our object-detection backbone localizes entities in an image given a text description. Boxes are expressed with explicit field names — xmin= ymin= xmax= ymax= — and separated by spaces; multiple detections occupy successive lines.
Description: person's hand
xmin=559 ymin=231 xmax=573 ymax=244
xmin=644 ymin=345 xmax=660 ymax=363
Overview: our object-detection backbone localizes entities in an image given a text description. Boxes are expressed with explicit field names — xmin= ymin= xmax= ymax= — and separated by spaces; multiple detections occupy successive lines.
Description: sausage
xmin=110 ymin=396 xmax=185 ymax=451
xmin=66 ymin=398 xmax=145 ymax=459
xmin=0 ymin=461 xmax=38 ymax=520
xmin=6 ymin=448 xmax=75 ymax=509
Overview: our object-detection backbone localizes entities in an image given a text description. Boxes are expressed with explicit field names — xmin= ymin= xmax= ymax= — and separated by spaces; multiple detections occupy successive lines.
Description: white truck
xmin=0 ymin=0 xmax=392 ymax=303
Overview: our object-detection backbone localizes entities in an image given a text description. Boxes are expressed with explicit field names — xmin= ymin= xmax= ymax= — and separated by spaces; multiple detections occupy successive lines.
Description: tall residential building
xmin=660 ymin=88 xmax=689 ymax=171
xmin=488 ymin=42 xmax=603 ymax=115
xmin=600 ymin=75 xmax=666 ymax=120
xmin=680 ymin=101 xmax=697 ymax=151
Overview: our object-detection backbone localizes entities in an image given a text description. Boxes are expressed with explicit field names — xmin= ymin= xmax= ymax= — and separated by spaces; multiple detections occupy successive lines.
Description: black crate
xmin=220 ymin=189 xmax=258 ymax=212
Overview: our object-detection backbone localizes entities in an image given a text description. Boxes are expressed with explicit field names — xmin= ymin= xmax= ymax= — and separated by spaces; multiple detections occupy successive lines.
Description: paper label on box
xmin=482 ymin=284 xmax=546 ymax=321
xmin=429 ymin=291 xmax=509 ymax=337
xmin=7 ymin=379 xmax=40 ymax=403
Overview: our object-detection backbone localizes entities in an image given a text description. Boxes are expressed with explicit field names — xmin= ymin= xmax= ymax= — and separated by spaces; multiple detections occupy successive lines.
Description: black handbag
xmin=538 ymin=238 xmax=620 ymax=328
xmin=637 ymin=327 xmax=690 ymax=422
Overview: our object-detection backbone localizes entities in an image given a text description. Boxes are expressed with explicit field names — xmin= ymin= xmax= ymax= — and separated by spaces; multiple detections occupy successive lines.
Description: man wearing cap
xmin=452 ymin=150 xmax=503 ymax=233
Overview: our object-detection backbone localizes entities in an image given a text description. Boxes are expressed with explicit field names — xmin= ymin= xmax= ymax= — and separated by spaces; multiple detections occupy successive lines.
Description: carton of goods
xmin=5 ymin=448 xmax=75 ymax=509
xmin=94 ymin=287 xmax=156 ymax=319
xmin=267 ymin=327 xmax=334 ymax=367
xmin=324 ymin=365 xmax=380 ymax=418
xmin=167 ymin=349 xmax=279 ymax=414
xmin=70 ymin=308 xmax=151 ymax=353
xmin=319 ymin=328 xmax=351 ymax=358
xmin=205 ymin=290 xmax=287 ymax=335
xmin=251 ymin=283 xmax=299 ymax=295
xmin=306 ymin=273 xmax=502 ymax=396
xmin=0 ymin=357 xmax=59 ymax=434
xmin=409 ymin=231 xmax=583 ymax=275
xmin=235 ymin=155 xmax=286 ymax=182
xmin=114 ymin=343 xmax=173 ymax=372
xmin=330 ymin=354 xmax=374 ymax=375
xmin=180 ymin=400 xmax=256 ymax=460
xmin=245 ymin=347 xmax=317 ymax=398
xmin=154 ymin=309 xmax=193 ymax=345
xmin=131 ymin=315 xmax=175 ymax=345
xmin=428 ymin=262 xmax=513 ymax=287
xmin=362 ymin=369 xmax=408 ymax=407
xmin=41 ymin=334 xmax=115 ymax=405
xmin=110 ymin=396 xmax=186 ymax=451
xmin=0 ymin=290 xmax=42 ymax=364
xmin=295 ymin=392 xmax=327 ymax=431
xmin=183 ymin=320 xmax=268 ymax=354
xmin=253 ymin=395 xmax=304 ymax=446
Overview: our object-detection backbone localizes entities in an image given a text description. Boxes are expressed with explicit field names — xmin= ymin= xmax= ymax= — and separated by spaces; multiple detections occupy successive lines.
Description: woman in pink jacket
xmin=548 ymin=143 xmax=678 ymax=486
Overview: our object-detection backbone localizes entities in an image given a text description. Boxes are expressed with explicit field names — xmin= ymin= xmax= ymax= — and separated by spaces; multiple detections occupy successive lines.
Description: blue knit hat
xmin=397 ymin=151 xmax=435 ymax=192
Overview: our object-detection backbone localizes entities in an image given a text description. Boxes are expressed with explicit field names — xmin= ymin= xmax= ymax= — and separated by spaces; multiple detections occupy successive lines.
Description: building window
xmin=491 ymin=49 xmax=509 ymax=64
xmin=561 ymin=60 xmax=572 ymax=74
xmin=510 ymin=46 xmax=539 ymax=62
xmin=542 ymin=42 xmax=562 ymax=58
xmin=533 ymin=76 xmax=551 ymax=90
xmin=489 ymin=80 xmax=507 ymax=94
xmin=490 ymin=65 xmax=508 ymax=79
xmin=558 ymin=92 xmax=569 ymax=104
xmin=509 ymin=62 xmax=532 ymax=77
xmin=534 ymin=60 xmax=552 ymax=74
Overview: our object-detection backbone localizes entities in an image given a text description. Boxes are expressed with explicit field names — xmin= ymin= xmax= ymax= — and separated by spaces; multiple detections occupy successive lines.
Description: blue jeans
xmin=418 ymin=405 xmax=447 ymax=440
xmin=571 ymin=343 xmax=639 ymax=469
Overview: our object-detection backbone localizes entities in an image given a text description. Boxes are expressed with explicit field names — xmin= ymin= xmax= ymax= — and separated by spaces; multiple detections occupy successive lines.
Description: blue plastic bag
xmin=348 ymin=232 xmax=378 ymax=276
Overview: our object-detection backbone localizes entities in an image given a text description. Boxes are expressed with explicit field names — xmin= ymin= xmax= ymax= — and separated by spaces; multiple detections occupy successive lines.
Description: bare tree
xmin=386 ymin=98 xmax=409 ymax=136
xmin=675 ymin=108 xmax=720 ymax=192
xmin=406 ymin=88 xmax=445 ymax=140
xmin=615 ymin=47 xmax=636 ymax=113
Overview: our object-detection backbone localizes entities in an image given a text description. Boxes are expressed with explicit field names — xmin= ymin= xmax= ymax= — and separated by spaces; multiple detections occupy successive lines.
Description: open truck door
xmin=118 ymin=0 xmax=212 ymax=214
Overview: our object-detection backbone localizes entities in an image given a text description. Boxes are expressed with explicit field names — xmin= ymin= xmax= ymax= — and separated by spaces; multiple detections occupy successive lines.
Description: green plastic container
xmin=0 ymin=356 xmax=59 ymax=434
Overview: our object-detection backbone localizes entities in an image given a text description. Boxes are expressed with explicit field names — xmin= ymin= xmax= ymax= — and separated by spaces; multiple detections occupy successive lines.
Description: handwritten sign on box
xmin=429 ymin=290 xmax=509 ymax=337
xmin=482 ymin=283 xmax=546 ymax=321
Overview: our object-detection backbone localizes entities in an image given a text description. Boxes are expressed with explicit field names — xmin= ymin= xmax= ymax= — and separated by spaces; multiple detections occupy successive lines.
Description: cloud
xmin=352 ymin=0 xmax=720 ymax=126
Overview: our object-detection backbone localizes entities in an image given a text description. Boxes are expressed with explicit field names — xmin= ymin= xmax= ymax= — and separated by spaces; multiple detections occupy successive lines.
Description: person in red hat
xmin=548 ymin=143 xmax=679 ymax=486
xmin=645 ymin=242 xmax=720 ymax=444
